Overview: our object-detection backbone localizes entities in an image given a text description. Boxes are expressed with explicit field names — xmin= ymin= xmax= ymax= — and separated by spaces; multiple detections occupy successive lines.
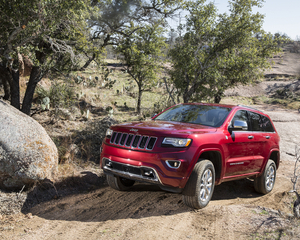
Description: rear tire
xmin=254 ymin=159 xmax=276 ymax=194
xmin=182 ymin=160 xmax=215 ymax=209
xmin=106 ymin=175 xmax=135 ymax=191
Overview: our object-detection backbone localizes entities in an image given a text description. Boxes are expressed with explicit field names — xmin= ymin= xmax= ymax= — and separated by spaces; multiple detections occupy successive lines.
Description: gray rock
xmin=0 ymin=100 xmax=58 ymax=189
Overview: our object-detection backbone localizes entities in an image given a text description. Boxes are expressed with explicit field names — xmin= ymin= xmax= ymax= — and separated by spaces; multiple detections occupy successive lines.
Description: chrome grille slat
xmin=119 ymin=133 xmax=128 ymax=146
xmin=110 ymin=132 xmax=117 ymax=143
xmin=109 ymin=131 xmax=157 ymax=150
xmin=146 ymin=137 xmax=157 ymax=150
xmin=138 ymin=136 xmax=149 ymax=149
xmin=132 ymin=135 xmax=141 ymax=148
xmin=114 ymin=132 xmax=122 ymax=144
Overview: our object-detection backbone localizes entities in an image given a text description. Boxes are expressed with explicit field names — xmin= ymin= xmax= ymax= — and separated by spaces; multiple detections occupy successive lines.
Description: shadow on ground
xmin=22 ymin=176 xmax=264 ymax=222
xmin=21 ymin=171 xmax=106 ymax=213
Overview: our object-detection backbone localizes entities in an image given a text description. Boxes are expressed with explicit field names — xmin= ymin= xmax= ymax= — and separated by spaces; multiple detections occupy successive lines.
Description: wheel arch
xmin=197 ymin=150 xmax=223 ymax=182
xmin=268 ymin=150 xmax=280 ymax=169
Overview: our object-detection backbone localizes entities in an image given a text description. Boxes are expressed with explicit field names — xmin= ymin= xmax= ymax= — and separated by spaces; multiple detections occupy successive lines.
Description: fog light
xmin=143 ymin=170 xmax=154 ymax=178
xmin=144 ymin=170 xmax=153 ymax=176
xmin=166 ymin=160 xmax=181 ymax=169
xmin=106 ymin=160 xmax=112 ymax=168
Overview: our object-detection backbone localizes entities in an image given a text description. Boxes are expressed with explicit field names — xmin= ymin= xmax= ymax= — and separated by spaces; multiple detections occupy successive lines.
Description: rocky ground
xmin=1 ymin=48 xmax=300 ymax=239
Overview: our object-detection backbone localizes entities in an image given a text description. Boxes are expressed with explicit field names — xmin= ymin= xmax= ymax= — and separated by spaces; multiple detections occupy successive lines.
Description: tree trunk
xmin=22 ymin=45 xmax=47 ymax=115
xmin=0 ymin=65 xmax=13 ymax=102
xmin=162 ymin=77 xmax=176 ymax=105
xmin=9 ymin=70 xmax=20 ymax=110
xmin=137 ymin=83 xmax=142 ymax=114
xmin=2 ymin=77 xmax=10 ymax=100
xmin=183 ymin=92 xmax=190 ymax=103
xmin=214 ymin=93 xmax=222 ymax=104
xmin=21 ymin=66 xmax=42 ymax=115
xmin=80 ymin=53 xmax=96 ymax=71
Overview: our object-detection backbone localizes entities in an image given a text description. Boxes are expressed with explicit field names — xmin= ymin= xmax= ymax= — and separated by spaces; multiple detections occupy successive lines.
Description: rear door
xmin=225 ymin=110 xmax=256 ymax=177
xmin=247 ymin=111 xmax=267 ymax=171
xmin=260 ymin=114 xmax=277 ymax=164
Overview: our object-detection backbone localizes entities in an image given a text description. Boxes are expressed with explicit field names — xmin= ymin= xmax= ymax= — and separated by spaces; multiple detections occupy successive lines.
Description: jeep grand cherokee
xmin=100 ymin=103 xmax=280 ymax=209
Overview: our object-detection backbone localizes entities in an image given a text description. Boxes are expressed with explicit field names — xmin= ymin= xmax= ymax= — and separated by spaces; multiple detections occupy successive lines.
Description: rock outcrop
xmin=0 ymin=100 xmax=58 ymax=189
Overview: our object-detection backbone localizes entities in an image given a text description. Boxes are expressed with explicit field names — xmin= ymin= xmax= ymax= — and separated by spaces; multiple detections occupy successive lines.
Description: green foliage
xmin=104 ymin=79 xmax=116 ymax=89
xmin=41 ymin=97 xmax=50 ymax=110
xmin=0 ymin=0 xmax=94 ymax=113
xmin=50 ymin=82 xmax=75 ymax=108
xmin=35 ymin=86 xmax=50 ymax=110
xmin=0 ymin=0 xmax=91 ymax=64
xmin=75 ymin=76 xmax=84 ymax=84
xmin=116 ymin=22 xmax=167 ymax=113
xmin=102 ymin=68 xmax=110 ymax=82
xmin=36 ymin=82 xmax=75 ymax=109
xmin=169 ymin=0 xmax=280 ymax=103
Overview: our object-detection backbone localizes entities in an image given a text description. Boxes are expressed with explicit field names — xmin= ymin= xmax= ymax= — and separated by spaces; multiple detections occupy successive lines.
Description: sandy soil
xmin=1 ymin=49 xmax=300 ymax=240
xmin=0 ymin=159 xmax=299 ymax=240
xmin=1 ymin=107 xmax=300 ymax=240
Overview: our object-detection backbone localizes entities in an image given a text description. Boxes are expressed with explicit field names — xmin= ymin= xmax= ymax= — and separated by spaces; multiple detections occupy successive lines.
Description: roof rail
xmin=237 ymin=105 xmax=261 ymax=111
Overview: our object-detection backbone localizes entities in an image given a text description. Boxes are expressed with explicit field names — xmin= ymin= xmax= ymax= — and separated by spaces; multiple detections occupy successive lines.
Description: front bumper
xmin=100 ymin=142 xmax=196 ymax=188
xmin=102 ymin=157 xmax=162 ymax=184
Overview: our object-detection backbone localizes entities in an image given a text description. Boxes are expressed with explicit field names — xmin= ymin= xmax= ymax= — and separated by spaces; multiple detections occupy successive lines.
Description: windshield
xmin=154 ymin=104 xmax=232 ymax=127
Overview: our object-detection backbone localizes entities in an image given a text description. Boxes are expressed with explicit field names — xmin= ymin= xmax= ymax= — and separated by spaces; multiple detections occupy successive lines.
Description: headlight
xmin=106 ymin=128 xmax=113 ymax=138
xmin=162 ymin=137 xmax=192 ymax=147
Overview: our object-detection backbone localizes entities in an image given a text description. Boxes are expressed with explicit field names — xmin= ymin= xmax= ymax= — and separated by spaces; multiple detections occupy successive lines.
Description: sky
xmin=170 ymin=0 xmax=300 ymax=40
xmin=215 ymin=0 xmax=300 ymax=40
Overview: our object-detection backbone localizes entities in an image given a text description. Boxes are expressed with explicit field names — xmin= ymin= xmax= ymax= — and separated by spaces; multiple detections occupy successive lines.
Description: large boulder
xmin=0 ymin=100 xmax=58 ymax=189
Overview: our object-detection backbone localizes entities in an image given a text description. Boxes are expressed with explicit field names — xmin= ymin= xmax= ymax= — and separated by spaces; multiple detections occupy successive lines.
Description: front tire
xmin=182 ymin=160 xmax=215 ymax=209
xmin=254 ymin=159 xmax=276 ymax=194
xmin=106 ymin=175 xmax=135 ymax=191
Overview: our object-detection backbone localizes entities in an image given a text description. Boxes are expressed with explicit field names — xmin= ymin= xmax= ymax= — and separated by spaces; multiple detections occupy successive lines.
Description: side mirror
xmin=151 ymin=113 xmax=157 ymax=120
xmin=230 ymin=120 xmax=248 ymax=131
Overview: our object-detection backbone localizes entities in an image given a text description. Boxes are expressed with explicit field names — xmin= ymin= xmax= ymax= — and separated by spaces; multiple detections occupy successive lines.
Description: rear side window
xmin=231 ymin=109 xmax=275 ymax=132
xmin=248 ymin=112 xmax=262 ymax=131
xmin=261 ymin=115 xmax=275 ymax=132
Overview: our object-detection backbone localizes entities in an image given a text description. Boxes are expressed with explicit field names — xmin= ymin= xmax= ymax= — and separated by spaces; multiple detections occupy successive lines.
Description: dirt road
xmin=1 ymin=107 xmax=300 ymax=240
xmin=0 ymin=167 xmax=297 ymax=240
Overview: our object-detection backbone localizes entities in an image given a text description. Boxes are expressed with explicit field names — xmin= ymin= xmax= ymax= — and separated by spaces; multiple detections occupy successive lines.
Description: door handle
xmin=248 ymin=135 xmax=254 ymax=139
xmin=265 ymin=136 xmax=270 ymax=139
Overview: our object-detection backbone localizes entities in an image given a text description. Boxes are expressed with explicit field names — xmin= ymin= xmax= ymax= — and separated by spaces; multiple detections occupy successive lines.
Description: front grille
xmin=110 ymin=131 xmax=157 ymax=150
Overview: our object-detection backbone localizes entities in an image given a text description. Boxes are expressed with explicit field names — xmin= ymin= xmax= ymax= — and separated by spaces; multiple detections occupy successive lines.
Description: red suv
xmin=100 ymin=103 xmax=280 ymax=209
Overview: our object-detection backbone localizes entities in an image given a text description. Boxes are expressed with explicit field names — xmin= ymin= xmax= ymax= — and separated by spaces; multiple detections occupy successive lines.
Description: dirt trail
xmin=0 ymin=158 xmax=298 ymax=240
xmin=1 ymin=107 xmax=300 ymax=240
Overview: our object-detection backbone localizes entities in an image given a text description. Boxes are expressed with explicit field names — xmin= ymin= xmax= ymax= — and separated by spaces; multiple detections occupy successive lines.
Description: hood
xmin=111 ymin=120 xmax=216 ymax=136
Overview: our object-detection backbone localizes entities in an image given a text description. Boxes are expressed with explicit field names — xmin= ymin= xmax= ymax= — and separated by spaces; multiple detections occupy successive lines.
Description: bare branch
xmin=291 ymin=146 xmax=300 ymax=191
xmin=44 ymin=36 xmax=76 ymax=61
xmin=163 ymin=77 xmax=176 ymax=105
xmin=101 ymin=20 xmax=143 ymax=38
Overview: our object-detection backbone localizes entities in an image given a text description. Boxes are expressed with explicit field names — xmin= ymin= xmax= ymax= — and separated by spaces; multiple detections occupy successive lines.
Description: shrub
xmin=35 ymin=81 xmax=76 ymax=110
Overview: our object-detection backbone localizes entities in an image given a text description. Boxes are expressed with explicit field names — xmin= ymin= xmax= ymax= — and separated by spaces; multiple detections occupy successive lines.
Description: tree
xmin=168 ymin=0 xmax=280 ymax=103
xmin=116 ymin=22 xmax=166 ymax=113
xmin=82 ymin=0 xmax=183 ymax=69
xmin=0 ymin=0 xmax=91 ymax=114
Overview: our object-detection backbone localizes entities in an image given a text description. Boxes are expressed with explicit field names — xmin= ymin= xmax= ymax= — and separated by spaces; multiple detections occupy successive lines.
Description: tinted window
xmin=231 ymin=110 xmax=248 ymax=130
xmin=154 ymin=104 xmax=232 ymax=127
xmin=248 ymin=112 xmax=263 ymax=131
xmin=261 ymin=115 xmax=275 ymax=132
